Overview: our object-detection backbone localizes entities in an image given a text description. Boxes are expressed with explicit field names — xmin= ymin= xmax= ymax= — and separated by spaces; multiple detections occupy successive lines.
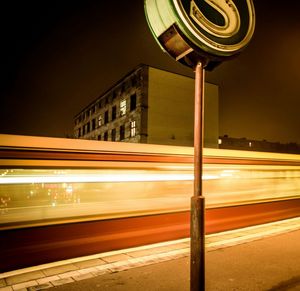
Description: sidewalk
xmin=1 ymin=217 xmax=300 ymax=291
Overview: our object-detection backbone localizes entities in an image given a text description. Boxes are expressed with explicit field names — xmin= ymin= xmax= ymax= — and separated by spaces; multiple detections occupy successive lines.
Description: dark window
xmin=111 ymin=129 xmax=116 ymax=141
xmin=104 ymin=131 xmax=108 ymax=141
xmin=86 ymin=122 xmax=90 ymax=133
xmin=131 ymin=76 xmax=137 ymax=86
xmin=104 ymin=110 xmax=109 ymax=124
xmin=112 ymin=106 xmax=117 ymax=121
xmin=101 ymin=99 xmax=105 ymax=108
xmin=82 ymin=126 xmax=85 ymax=135
xmin=130 ymin=93 xmax=136 ymax=111
xmin=78 ymin=128 xmax=81 ymax=137
xmin=92 ymin=119 xmax=96 ymax=131
xmin=97 ymin=135 xmax=101 ymax=140
xmin=120 ymin=125 xmax=125 ymax=141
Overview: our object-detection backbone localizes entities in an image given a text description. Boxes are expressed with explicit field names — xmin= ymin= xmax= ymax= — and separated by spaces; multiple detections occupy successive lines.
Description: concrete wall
xmin=147 ymin=67 xmax=219 ymax=148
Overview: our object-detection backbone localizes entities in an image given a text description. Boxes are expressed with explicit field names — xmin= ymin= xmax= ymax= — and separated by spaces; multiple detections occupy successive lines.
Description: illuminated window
xmin=120 ymin=100 xmax=126 ymax=116
xmin=112 ymin=106 xmax=117 ymax=121
xmin=98 ymin=115 xmax=102 ymax=127
xmin=218 ymin=139 xmax=222 ymax=145
xmin=120 ymin=125 xmax=125 ymax=140
xmin=130 ymin=121 xmax=136 ymax=137
xmin=249 ymin=142 xmax=252 ymax=147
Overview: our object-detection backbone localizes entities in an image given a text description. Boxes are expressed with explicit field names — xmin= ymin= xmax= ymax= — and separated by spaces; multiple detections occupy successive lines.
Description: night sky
xmin=0 ymin=1 xmax=299 ymax=144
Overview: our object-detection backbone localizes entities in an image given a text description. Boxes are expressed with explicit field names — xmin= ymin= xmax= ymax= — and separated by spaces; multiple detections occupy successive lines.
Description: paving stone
xmin=58 ymin=271 xmax=81 ymax=279
xmin=166 ymin=251 xmax=188 ymax=260
xmin=126 ymin=249 xmax=156 ymax=258
xmin=95 ymin=264 xmax=113 ymax=272
xmin=51 ymin=277 xmax=74 ymax=286
xmin=91 ymin=269 xmax=111 ymax=277
xmin=125 ymin=258 xmax=145 ymax=268
xmin=206 ymin=236 xmax=224 ymax=243
xmin=0 ymin=280 xmax=6 ymax=288
xmin=72 ymin=273 xmax=94 ymax=281
xmin=27 ymin=283 xmax=53 ymax=290
xmin=109 ymin=264 xmax=130 ymax=273
xmin=77 ymin=267 xmax=99 ymax=275
xmin=11 ymin=280 xmax=37 ymax=290
xmin=101 ymin=253 xmax=131 ymax=263
xmin=0 ymin=287 xmax=13 ymax=291
xmin=149 ymin=246 xmax=173 ymax=254
xmin=6 ymin=271 xmax=44 ymax=285
xmin=42 ymin=264 xmax=78 ymax=276
xmin=137 ymin=255 xmax=159 ymax=265
xmin=167 ymin=243 xmax=190 ymax=250
xmin=73 ymin=258 xmax=105 ymax=269
xmin=36 ymin=276 xmax=60 ymax=285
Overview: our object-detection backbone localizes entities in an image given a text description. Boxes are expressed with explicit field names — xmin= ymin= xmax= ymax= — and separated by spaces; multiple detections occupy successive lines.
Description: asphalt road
xmin=48 ymin=230 xmax=300 ymax=291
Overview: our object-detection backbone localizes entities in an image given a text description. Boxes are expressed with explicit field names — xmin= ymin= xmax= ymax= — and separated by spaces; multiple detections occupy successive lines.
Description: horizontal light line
xmin=0 ymin=174 xmax=221 ymax=184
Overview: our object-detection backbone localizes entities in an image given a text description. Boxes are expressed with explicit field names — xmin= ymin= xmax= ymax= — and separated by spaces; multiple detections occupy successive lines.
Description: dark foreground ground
xmin=48 ymin=229 xmax=300 ymax=291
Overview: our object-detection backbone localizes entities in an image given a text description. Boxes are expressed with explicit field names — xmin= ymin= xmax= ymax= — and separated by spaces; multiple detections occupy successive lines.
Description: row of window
xmin=75 ymin=85 xmax=139 ymax=124
xmin=76 ymin=94 xmax=137 ymax=128
xmin=95 ymin=121 xmax=136 ymax=141
xmin=77 ymin=95 xmax=137 ymax=137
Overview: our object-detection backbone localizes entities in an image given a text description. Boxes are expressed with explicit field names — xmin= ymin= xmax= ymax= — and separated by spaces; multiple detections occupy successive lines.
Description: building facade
xmin=219 ymin=135 xmax=300 ymax=154
xmin=74 ymin=65 xmax=219 ymax=147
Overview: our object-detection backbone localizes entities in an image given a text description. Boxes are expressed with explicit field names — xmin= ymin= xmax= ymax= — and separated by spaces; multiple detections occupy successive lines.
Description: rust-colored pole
xmin=190 ymin=61 xmax=205 ymax=291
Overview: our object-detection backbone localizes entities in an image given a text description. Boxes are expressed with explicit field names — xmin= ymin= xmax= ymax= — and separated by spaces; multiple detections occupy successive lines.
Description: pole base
xmin=190 ymin=196 xmax=205 ymax=291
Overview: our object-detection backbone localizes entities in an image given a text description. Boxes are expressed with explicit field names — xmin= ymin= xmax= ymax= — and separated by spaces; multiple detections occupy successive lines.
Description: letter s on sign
xmin=172 ymin=0 xmax=255 ymax=56
xmin=144 ymin=0 xmax=255 ymax=68
xmin=190 ymin=0 xmax=241 ymax=38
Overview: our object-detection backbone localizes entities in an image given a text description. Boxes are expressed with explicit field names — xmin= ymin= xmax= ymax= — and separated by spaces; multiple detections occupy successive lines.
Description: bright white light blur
xmin=0 ymin=172 xmax=225 ymax=185
xmin=0 ymin=173 xmax=193 ymax=184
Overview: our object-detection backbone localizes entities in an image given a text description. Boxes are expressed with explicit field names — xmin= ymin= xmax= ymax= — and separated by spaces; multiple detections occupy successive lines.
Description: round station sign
xmin=145 ymin=0 xmax=255 ymax=69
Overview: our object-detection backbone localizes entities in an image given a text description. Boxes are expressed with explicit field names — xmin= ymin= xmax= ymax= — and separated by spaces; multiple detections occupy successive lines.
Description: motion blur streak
xmin=0 ymin=134 xmax=299 ymax=272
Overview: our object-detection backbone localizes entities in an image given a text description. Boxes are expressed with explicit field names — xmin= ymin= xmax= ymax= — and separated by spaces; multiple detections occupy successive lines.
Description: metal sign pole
xmin=145 ymin=3 xmax=255 ymax=291
xmin=191 ymin=61 xmax=205 ymax=291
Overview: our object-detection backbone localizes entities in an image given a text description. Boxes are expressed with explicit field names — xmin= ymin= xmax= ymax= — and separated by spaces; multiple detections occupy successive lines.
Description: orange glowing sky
xmin=0 ymin=1 xmax=299 ymax=144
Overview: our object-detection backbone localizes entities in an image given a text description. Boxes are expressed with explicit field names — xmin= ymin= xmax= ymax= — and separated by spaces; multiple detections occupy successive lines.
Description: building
xmin=219 ymin=135 xmax=300 ymax=154
xmin=74 ymin=64 xmax=219 ymax=147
